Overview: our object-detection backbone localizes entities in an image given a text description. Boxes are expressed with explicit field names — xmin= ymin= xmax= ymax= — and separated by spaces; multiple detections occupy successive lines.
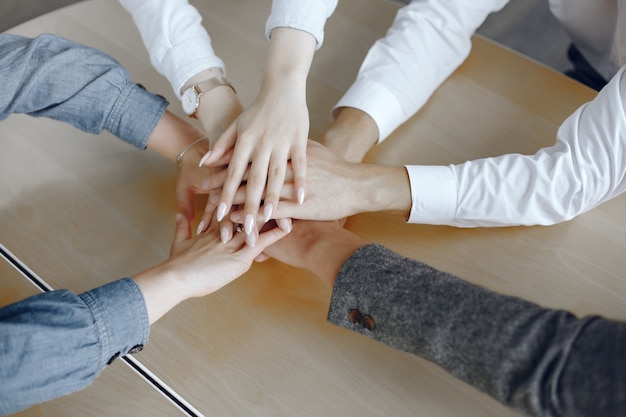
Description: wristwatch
xmin=181 ymin=76 xmax=236 ymax=119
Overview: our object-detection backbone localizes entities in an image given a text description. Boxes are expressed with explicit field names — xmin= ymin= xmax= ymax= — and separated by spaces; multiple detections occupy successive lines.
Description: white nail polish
xmin=196 ymin=221 xmax=205 ymax=236
xmin=263 ymin=203 xmax=274 ymax=223
xmin=297 ymin=187 xmax=305 ymax=205
xmin=246 ymin=232 xmax=257 ymax=248
xmin=217 ymin=202 xmax=227 ymax=221
xmin=277 ymin=218 xmax=292 ymax=233
xmin=198 ymin=151 xmax=211 ymax=167
xmin=244 ymin=214 xmax=254 ymax=235
xmin=220 ymin=226 xmax=230 ymax=243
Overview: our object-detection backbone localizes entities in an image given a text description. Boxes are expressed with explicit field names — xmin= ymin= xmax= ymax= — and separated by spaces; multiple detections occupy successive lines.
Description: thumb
xmin=200 ymin=121 xmax=238 ymax=167
xmin=173 ymin=213 xmax=192 ymax=246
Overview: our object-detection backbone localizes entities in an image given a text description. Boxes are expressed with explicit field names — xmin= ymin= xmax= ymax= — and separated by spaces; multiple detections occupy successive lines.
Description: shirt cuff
xmin=265 ymin=1 xmax=335 ymax=49
xmin=161 ymin=36 xmax=226 ymax=99
xmin=334 ymin=79 xmax=409 ymax=142
xmin=79 ymin=278 xmax=150 ymax=367
xmin=105 ymin=83 xmax=168 ymax=150
xmin=405 ymin=165 xmax=457 ymax=224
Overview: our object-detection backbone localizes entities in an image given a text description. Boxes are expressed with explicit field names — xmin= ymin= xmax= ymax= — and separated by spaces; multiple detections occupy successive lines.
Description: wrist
xmin=264 ymin=28 xmax=315 ymax=85
xmin=303 ymin=225 xmax=367 ymax=287
xmin=321 ymin=107 xmax=379 ymax=163
xmin=357 ymin=164 xmax=412 ymax=216
xmin=146 ymin=111 xmax=204 ymax=161
xmin=181 ymin=68 xmax=225 ymax=93
xmin=133 ymin=264 xmax=188 ymax=325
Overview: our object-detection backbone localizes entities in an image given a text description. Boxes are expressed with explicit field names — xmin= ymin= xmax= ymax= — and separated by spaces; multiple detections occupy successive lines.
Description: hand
xmin=176 ymin=144 xmax=233 ymax=232
xmin=133 ymin=213 xmax=289 ymax=324
xmin=199 ymin=28 xmax=316 ymax=246
xmin=224 ymin=140 xmax=412 ymax=222
xmin=261 ymin=220 xmax=367 ymax=287
xmin=175 ymin=68 xmax=244 ymax=225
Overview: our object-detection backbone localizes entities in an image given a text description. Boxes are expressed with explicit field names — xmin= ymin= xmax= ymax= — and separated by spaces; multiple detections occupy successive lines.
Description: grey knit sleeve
xmin=328 ymin=244 xmax=626 ymax=417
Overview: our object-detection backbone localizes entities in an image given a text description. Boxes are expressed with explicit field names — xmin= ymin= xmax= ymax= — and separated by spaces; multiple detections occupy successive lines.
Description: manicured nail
xmin=246 ymin=232 xmax=257 ymax=248
xmin=230 ymin=212 xmax=242 ymax=222
xmin=196 ymin=220 xmax=205 ymax=236
xmin=220 ymin=226 xmax=230 ymax=243
xmin=175 ymin=213 xmax=184 ymax=223
xmin=217 ymin=202 xmax=227 ymax=221
xmin=297 ymin=187 xmax=305 ymax=205
xmin=263 ymin=203 xmax=274 ymax=223
xmin=277 ymin=217 xmax=292 ymax=233
xmin=244 ymin=214 xmax=255 ymax=235
xmin=198 ymin=151 xmax=211 ymax=167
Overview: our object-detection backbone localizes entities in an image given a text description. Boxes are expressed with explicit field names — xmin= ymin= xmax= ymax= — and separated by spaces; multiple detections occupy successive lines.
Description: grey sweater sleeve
xmin=328 ymin=244 xmax=626 ymax=417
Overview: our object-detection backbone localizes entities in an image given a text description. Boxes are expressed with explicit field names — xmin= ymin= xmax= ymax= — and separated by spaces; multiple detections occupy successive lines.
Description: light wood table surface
xmin=1 ymin=0 xmax=624 ymax=416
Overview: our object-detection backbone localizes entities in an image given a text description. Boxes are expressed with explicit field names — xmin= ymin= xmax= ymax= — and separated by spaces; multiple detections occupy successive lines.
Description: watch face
xmin=181 ymin=88 xmax=197 ymax=115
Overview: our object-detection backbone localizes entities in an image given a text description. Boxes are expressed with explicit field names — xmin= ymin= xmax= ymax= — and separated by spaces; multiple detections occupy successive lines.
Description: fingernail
xmin=196 ymin=220 xmax=205 ymax=236
xmin=217 ymin=202 xmax=227 ymax=221
xmin=297 ymin=187 xmax=305 ymax=205
xmin=277 ymin=217 xmax=292 ymax=233
xmin=198 ymin=151 xmax=211 ymax=167
xmin=221 ymin=226 xmax=230 ymax=243
xmin=244 ymin=214 xmax=254 ymax=235
xmin=230 ymin=212 xmax=242 ymax=222
xmin=263 ymin=203 xmax=274 ymax=223
xmin=246 ymin=232 xmax=257 ymax=248
xmin=175 ymin=213 xmax=184 ymax=223
xmin=209 ymin=191 xmax=220 ymax=205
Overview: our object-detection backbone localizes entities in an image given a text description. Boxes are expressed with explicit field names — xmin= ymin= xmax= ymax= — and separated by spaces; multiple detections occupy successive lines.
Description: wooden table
xmin=2 ymin=0 xmax=623 ymax=416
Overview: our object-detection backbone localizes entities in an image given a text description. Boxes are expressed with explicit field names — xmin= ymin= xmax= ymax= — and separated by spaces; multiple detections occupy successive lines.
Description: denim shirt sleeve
xmin=328 ymin=244 xmax=626 ymax=417
xmin=0 ymin=33 xmax=168 ymax=149
xmin=0 ymin=278 xmax=149 ymax=415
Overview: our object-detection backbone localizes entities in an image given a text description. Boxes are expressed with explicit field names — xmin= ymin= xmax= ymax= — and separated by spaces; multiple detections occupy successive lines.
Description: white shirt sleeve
xmin=118 ymin=0 xmax=225 ymax=98
xmin=265 ymin=0 xmax=338 ymax=49
xmin=335 ymin=0 xmax=509 ymax=141
xmin=407 ymin=66 xmax=626 ymax=227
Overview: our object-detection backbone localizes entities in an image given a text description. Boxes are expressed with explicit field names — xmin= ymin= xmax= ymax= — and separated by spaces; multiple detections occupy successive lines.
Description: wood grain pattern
xmin=1 ymin=0 xmax=623 ymax=416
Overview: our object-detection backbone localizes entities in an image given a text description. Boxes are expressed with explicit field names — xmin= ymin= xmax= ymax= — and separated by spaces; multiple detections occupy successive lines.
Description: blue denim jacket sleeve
xmin=0 ymin=278 xmax=149 ymax=416
xmin=0 ymin=33 xmax=168 ymax=149
xmin=329 ymin=244 xmax=626 ymax=417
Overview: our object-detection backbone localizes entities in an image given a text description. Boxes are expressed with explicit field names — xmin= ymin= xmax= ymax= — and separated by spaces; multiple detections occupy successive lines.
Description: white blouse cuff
xmin=161 ymin=37 xmax=225 ymax=99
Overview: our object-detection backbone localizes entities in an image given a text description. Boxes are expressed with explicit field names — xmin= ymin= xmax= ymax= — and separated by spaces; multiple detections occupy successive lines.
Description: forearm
xmin=265 ymin=0 xmax=338 ymax=49
xmin=356 ymin=164 xmax=412 ymax=217
xmin=145 ymin=110 xmax=204 ymax=161
xmin=132 ymin=263 xmax=190 ymax=325
xmin=328 ymin=244 xmax=626 ymax=416
xmin=0 ymin=34 xmax=167 ymax=149
xmin=119 ymin=0 xmax=225 ymax=97
xmin=262 ymin=27 xmax=316 ymax=91
xmin=407 ymin=66 xmax=626 ymax=227
xmin=334 ymin=0 xmax=507 ymax=141
xmin=320 ymin=107 xmax=379 ymax=163
xmin=0 ymin=279 xmax=149 ymax=415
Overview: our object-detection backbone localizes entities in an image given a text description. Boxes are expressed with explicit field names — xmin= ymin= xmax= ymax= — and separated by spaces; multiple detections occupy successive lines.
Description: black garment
xmin=565 ymin=43 xmax=609 ymax=91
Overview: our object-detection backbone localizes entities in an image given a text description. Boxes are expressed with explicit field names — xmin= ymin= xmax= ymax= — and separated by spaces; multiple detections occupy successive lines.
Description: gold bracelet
xmin=176 ymin=136 xmax=208 ymax=168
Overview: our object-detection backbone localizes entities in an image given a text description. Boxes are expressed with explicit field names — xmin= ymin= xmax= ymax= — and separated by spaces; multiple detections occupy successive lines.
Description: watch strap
xmin=188 ymin=76 xmax=236 ymax=119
